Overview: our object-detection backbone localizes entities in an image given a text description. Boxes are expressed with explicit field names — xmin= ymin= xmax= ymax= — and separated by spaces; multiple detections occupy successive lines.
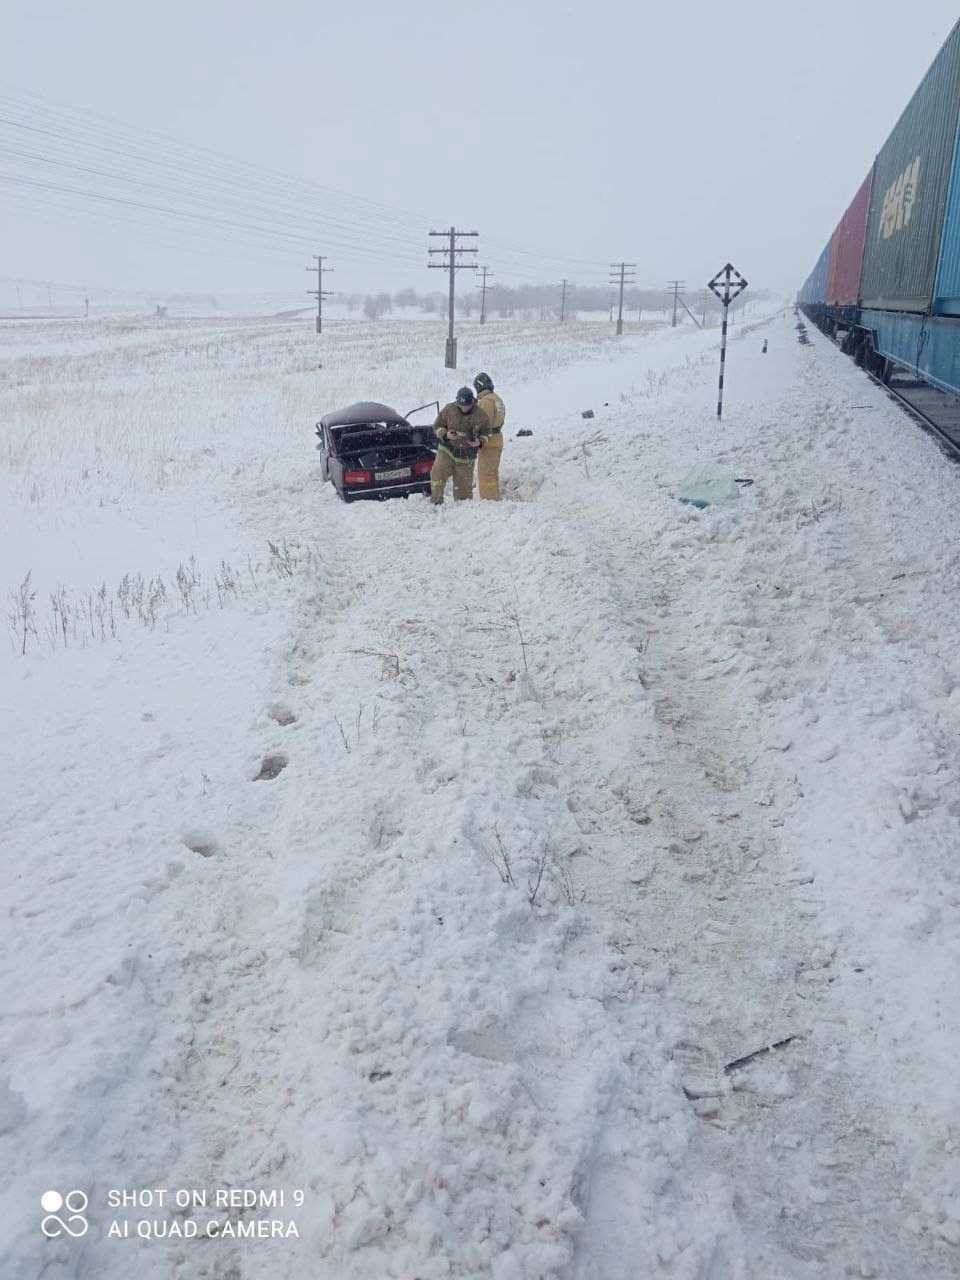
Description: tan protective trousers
xmin=430 ymin=448 xmax=475 ymax=503
xmin=477 ymin=432 xmax=504 ymax=500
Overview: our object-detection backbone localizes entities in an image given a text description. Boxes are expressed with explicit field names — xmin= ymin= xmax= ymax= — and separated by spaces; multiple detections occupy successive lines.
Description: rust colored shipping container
xmin=826 ymin=169 xmax=873 ymax=305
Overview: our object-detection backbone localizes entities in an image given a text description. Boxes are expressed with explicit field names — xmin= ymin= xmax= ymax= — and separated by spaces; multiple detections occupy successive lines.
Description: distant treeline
xmin=339 ymin=283 xmax=774 ymax=321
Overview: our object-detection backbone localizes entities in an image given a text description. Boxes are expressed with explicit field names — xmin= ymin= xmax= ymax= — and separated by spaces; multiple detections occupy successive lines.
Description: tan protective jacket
xmin=433 ymin=402 xmax=491 ymax=460
xmin=477 ymin=390 xmax=505 ymax=435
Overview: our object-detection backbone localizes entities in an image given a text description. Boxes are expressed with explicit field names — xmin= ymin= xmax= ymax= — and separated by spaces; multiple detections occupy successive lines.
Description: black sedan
xmin=315 ymin=401 xmax=437 ymax=502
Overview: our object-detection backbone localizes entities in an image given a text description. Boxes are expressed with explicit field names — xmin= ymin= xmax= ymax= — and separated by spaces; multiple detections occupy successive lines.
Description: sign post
xmin=707 ymin=263 xmax=748 ymax=420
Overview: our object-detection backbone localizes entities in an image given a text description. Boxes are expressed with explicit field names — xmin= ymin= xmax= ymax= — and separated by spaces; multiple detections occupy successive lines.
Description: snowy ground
xmin=2 ymin=308 xmax=959 ymax=1278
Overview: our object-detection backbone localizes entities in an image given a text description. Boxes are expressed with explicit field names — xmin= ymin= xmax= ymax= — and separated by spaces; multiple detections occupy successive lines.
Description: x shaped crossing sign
xmin=708 ymin=262 xmax=748 ymax=306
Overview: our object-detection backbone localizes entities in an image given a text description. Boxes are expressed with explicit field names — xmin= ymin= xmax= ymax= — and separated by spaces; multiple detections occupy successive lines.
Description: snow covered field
xmin=3 ymin=307 xmax=959 ymax=1278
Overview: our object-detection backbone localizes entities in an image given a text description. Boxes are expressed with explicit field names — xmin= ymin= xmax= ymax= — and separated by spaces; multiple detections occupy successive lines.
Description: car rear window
xmin=334 ymin=424 xmax=424 ymax=449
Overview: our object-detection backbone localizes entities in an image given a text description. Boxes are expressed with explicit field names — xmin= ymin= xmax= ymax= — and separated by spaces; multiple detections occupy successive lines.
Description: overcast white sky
xmin=2 ymin=1 xmax=958 ymax=300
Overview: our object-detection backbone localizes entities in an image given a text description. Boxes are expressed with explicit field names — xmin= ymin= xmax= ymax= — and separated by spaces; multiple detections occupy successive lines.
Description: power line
xmin=0 ymin=154 xmax=422 ymax=258
xmin=0 ymin=85 xmax=432 ymax=232
xmin=0 ymin=95 xmax=435 ymax=273
xmin=2 ymin=82 xmax=617 ymax=276
xmin=0 ymin=83 xmax=638 ymax=291
xmin=0 ymin=170 xmax=427 ymax=269
xmin=0 ymin=131 xmax=429 ymax=256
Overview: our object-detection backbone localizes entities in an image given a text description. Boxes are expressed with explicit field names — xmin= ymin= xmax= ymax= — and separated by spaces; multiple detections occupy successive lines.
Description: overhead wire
xmin=0 ymin=92 xmax=432 ymax=270
xmin=0 ymin=82 xmax=631 ymax=288
xmin=0 ymin=183 xmax=427 ymax=273
xmin=0 ymin=84 xmax=433 ymax=230
xmin=0 ymin=123 xmax=432 ymax=253
xmin=1 ymin=84 xmax=611 ymax=270
xmin=0 ymin=140 xmax=430 ymax=266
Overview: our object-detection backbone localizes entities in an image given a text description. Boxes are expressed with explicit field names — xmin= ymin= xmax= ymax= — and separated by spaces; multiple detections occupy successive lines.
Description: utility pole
xmin=16 ymin=286 xmax=22 ymax=312
xmin=476 ymin=265 xmax=492 ymax=325
xmin=47 ymin=284 xmax=52 ymax=310
xmin=667 ymin=280 xmax=685 ymax=327
xmin=560 ymin=278 xmax=568 ymax=323
xmin=609 ymin=262 xmax=636 ymax=336
xmin=428 ymin=226 xmax=479 ymax=368
xmin=306 ymin=255 xmax=334 ymax=334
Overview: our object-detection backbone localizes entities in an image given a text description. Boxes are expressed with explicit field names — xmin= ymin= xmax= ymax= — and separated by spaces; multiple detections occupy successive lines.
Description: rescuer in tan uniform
xmin=473 ymin=372 xmax=505 ymax=501
xmin=430 ymin=386 xmax=490 ymax=503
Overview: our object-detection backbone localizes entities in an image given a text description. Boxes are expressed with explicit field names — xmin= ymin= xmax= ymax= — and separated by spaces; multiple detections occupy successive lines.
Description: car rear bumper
xmin=343 ymin=481 xmax=431 ymax=501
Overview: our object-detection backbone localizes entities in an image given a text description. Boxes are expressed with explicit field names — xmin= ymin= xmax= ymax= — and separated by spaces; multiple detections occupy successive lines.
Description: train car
xmin=800 ymin=21 xmax=960 ymax=403
xmin=799 ymin=243 xmax=831 ymax=310
xmin=827 ymin=170 xmax=873 ymax=310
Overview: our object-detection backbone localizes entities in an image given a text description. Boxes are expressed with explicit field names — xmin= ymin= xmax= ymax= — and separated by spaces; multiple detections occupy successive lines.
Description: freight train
xmin=799 ymin=21 xmax=960 ymax=399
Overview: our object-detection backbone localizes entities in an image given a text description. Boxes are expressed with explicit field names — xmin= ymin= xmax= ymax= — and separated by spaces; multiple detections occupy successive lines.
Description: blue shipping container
xmin=800 ymin=244 xmax=831 ymax=306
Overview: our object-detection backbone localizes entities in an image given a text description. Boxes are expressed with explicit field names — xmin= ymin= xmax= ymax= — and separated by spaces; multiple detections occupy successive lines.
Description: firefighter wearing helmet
xmin=472 ymin=372 xmax=505 ymax=500
xmin=430 ymin=385 xmax=491 ymax=503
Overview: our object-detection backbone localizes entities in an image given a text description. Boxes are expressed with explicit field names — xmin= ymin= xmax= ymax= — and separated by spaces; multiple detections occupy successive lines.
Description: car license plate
xmin=375 ymin=467 xmax=411 ymax=481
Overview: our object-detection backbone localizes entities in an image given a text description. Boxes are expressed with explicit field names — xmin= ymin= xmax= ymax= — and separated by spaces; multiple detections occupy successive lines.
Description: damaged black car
xmin=315 ymin=401 xmax=437 ymax=503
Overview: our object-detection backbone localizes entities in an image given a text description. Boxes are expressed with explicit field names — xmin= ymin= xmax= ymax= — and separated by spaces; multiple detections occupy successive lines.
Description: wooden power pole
xmin=560 ymin=278 xmax=568 ymax=322
xmin=667 ymin=279 xmax=685 ymax=328
xmin=476 ymin=265 xmax=492 ymax=324
xmin=306 ymin=255 xmax=334 ymax=334
xmin=428 ymin=226 xmax=478 ymax=368
xmin=609 ymin=262 xmax=636 ymax=336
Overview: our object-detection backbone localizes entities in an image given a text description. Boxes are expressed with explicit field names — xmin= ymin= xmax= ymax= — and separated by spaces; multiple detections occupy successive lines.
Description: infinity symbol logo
xmin=41 ymin=1189 xmax=89 ymax=1238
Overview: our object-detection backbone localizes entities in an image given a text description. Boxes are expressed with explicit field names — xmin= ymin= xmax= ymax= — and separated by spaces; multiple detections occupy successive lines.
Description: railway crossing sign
xmin=708 ymin=262 xmax=748 ymax=306
xmin=708 ymin=262 xmax=748 ymax=420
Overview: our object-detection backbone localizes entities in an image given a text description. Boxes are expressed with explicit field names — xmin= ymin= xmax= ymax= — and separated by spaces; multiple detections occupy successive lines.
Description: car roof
xmin=320 ymin=401 xmax=408 ymax=428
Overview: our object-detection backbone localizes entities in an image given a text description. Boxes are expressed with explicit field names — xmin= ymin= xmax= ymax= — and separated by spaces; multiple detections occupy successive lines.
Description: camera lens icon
xmin=41 ymin=1189 xmax=89 ymax=1238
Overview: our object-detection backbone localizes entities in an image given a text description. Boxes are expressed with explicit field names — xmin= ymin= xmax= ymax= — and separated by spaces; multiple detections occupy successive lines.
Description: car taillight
xmin=412 ymin=459 xmax=433 ymax=477
xmin=343 ymin=469 xmax=373 ymax=484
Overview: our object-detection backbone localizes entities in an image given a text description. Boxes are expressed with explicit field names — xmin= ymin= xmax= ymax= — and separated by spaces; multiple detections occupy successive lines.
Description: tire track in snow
xmin=245 ymin=493 xmax=719 ymax=1278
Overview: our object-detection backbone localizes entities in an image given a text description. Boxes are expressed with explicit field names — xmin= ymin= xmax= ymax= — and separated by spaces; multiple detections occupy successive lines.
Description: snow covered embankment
xmin=264 ymin=494 xmax=725 ymax=1278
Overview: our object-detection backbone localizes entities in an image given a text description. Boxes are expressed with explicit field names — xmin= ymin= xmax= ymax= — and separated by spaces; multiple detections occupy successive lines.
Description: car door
xmin=318 ymin=424 xmax=332 ymax=482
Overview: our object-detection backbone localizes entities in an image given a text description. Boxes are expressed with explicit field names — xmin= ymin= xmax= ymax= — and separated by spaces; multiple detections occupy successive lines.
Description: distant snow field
xmin=3 ymin=307 xmax=959 ymax=1279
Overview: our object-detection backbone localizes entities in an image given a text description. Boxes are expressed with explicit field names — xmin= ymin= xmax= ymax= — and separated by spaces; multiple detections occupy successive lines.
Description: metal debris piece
xmin=724 ymin=1035 xmax=797 ymax=1075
